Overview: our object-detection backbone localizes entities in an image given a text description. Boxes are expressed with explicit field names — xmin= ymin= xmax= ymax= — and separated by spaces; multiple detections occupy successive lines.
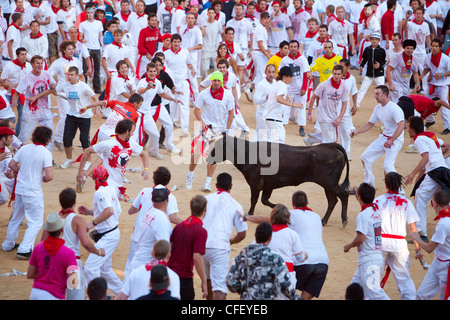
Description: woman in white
xmin=56 ymin=0 xmax=77 ymax=41
xmin=263 ymin=66 xmax=303 ymax=143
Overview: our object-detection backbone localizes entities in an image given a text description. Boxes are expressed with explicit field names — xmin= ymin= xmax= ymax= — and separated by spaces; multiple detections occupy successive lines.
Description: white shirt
xmin=0 ymin=61 xmax=32 ymax=86
xmin=432 ymin=217 xmax=450 ymax=261
xmin=121 ymin=263 xmax=180 ymax=300
xmin=369 ymin=101 xmax=405 ymax=138
xmin=200 ymin=19 xmax=223 ymax=55
xmin=93 ymin=185 xmax=122 ymax=233
xmin=226 ymin=17 xmax=253 ymax=50
xmin=79 ymin=19 xmax=103 ymax=50
xmin=203 ymin=191 xmax=248 ymax=250
xmin=102 ymin=42 xmax=131 ymax=72
xmin=163 ymin=48 xmax=192 ymax=82
xmin=195 ymin=86 xmax=235 ymax=131
xmin=389 ymin=52 xmax=420 ymax=90
xmin=48 ymin=56 xmax=83 ymax=86
xmin=355 ymin=205 xmax=383 ymax=263
xmin=125 ymin=12 xmax=148 ymax=48
xmin=342 ymin=73 xmax=358 ymax=117
xmin=329 ymin=19 xmax=353 ymax=46
xmin=268 ymin=12 xmax=291 ymax=48
xmin=374 ymin=192 xmax=420 ymax=252
xmin=110 ymin=74 xmax=136 ymax=102
xmin=2 ymin=24 xmax=21 ymax=60
xmin=171 ymin=7 xmax=187 ymax=34
xmin=406 ymin=20 xmax=430 ymax=56
xmin=268 ymin=226 xmax=304 ymax=266
xmin=12 ymin=144 xmax=52 ymax=198
xmin=289 ymin=208 xmax=329 ymax=265
xmin=22 ymin=34 xmax=49 ymax=60
xmin=423 ymin=53 xmax=450 ymax=86
xmin=291 ymin=9 xmax=311 ymax=41
xmin=314 ymin=78 xmax=349 ymax=123
xmin=131 ymin=185 xmax=178 ymax=242
xmin=56 ymin=80 xmax=96 ymax=118
xmin=264 ymin=80 xmax=288 ymax=121
xmin=0 ymin=90 xmax=15 ymax=119
xmin=92 ymin=137 xmax=143 ymax=189
xmin=414 ymin=135 xmax=447 ymax=173
xmin=136 ymin=78 xmax=164 ymax=113
xmin=279 ymin=54 xmax=310 ymax=95
xmin=252 ymin=23 xmax=268 ymax=52
xmin=130 ymin=207 xmax=172 ymax=271
xmin=56 ymin=6 xmax=77 ymax=33
xmin=253 ymin=77 xmax=275 ymax=115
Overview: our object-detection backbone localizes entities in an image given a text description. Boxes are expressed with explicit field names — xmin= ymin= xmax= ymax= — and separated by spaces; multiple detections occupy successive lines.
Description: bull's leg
xmin=321 ymin=189 xmax=339 ymax=226
xmin=261 ymin=189 xmax=276 ymax=209
xmin=338 ymin=191 xmax=349 ymax=228
xmin=248 ymin=187 xmax=261 ymax=215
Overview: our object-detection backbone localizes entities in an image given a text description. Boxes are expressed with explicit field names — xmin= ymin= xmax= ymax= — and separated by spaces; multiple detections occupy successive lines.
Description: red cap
xmin=162 ymin=33 xmax=172 ymax=41
xmin=0 ymin=127 xmax=15 ymax=136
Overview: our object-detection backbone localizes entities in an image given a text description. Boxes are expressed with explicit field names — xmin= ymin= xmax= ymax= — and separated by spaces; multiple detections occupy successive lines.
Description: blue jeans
xmin=6 ymin=93 xmax=23 ymax=137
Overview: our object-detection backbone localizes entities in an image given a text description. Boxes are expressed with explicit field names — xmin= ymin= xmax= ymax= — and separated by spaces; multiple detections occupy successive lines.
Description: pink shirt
xmin=29 ymin=241 xmax=78 ymax=300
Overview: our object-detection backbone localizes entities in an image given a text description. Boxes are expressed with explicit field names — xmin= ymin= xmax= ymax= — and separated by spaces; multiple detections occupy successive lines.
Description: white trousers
xmin=382 ymin=250 xmax=416 ymax=300
xmin=123 ymin=239 xmax=137 ymax=283
xmin=416 ymin=257 xmax=450 ymax=300
xmin=356 ymin=76 xmax=385 ymax=109
xmin=351 ymin=257 xmax=391 ymax=300
xmin=426 ymin=85 xmax=450 ymax=130
xmin=414 ymin=174 xmax=442 ymax=237
xmin=265 ymin=119 xmax=285 ymax=144
xmin=2 ymin=194 xmax=44 ymax=254
xmin=338 ymin=115 xmax=355 ymax=158
xmin=252 ymin=52 xmax=268 ymax=86
xmin=172 ymin=80 xmax=190 ymax=132
xmin=318 ymin=122 xmax=339 ymax=143
xmin=253 ymin=110 xmax=270 ymax=142
xmin=284 ymin=93 xmax=307 ymax=126
xmin=84 ymin=228 xmax=123 ymax=295
xmin=361 ymin=133 xmax=404 ymax=187
xmin=18 ymin=111 xmax=54 ymax=153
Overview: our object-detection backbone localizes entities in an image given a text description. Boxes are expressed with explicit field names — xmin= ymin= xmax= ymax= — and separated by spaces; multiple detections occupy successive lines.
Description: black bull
xmin=206 ymin=134 xmax=350 ymax=227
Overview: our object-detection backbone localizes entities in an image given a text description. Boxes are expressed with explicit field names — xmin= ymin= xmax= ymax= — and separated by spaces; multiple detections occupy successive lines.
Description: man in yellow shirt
xmin=267 ymin=41 xmax=289 ymax=75
xmin=308 ymin=41 xmax=342 ymax=83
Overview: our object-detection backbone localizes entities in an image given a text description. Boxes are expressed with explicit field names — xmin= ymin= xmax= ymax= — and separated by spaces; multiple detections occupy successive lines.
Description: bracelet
xmin=308 ymin=112 xmax=312 ymax=115
xmin=84 ymin=106 xmax=87 ymax=110
xmin=243 ymin=214 xmax=247 ymax=222
xmin=144 ymin=167 xmax=149 ymax=171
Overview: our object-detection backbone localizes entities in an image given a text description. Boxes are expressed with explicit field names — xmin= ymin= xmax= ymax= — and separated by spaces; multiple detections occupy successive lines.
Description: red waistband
xmin=286 ymin=262 xmax=294 ymax=272
xmin=381 ymin=234 xmax=405 ymax=239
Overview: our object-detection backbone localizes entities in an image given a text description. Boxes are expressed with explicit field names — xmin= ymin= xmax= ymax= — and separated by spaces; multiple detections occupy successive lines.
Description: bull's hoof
xmin=248 ymin=212 xmax=254 ymax=216
xmin=342 ymin=219 xmax=348 ymax=228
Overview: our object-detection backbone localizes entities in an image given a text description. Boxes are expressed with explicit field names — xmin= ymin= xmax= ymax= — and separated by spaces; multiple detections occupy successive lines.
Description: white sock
xmin=187 ymin=171 xmax=194 ymax=178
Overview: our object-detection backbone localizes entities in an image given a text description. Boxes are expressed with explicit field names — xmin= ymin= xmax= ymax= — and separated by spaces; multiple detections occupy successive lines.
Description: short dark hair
xmin=68 ymin=66 xmax=79 ymax=75
xmin=153 ymin=166 xmax=171 ymax=185
xmin=59 ymin=188 xmax=76 ymax=210
xmin=217 ymin=58 xmax=229 ymax=68
xmin=433 ymin=190 xmax=450 ymax=207
xmin=407 ymin=115 xmax=424 ymax=135
xmin=387 ymin=0 xmax=396 ymax=10
xmin=319 ymin=24 xmax=328 ymax=31
xmin=345 ymin=283 xmax=364 ymax=300
xmin=292 ymin=191 xmax=308 ymax=208
xmin=87 ymin=277 xmax=108 ymax=300
xmin=333 ymin=64 xmax=344 ymax=73
xmin=260 ymin=12 xmax=270 ymax=19
xmin=16 ymin=47 xmax=27 ymax=56
xmin=340 ymin=58 xmax=350 ymax=67
xmin=190 ymin=195 xmax=207 ymax=217
xmin=115 ymin=59 xmax=128 ymax=72
xmin=115 ymin=118 xmax=135 ymax=135
xmin=255 ymin=222 xmax=272 ymax=243
xmin=171 ymin=33 xmax=182 ymax=42
xmin=384 ymin=172 xmax=404 ymax=193
xmin=216 ymin=172 xmax=232 ymax=191
xmin=279 ymin=40 xmax=289 ymax=49
xmin=128 ymin=93 xmax=143 ymax=105
xmin=376 ymin=85 xmax=389 ymax=97
xmin=225 ymin=26 xmax=235 ymax=34
xmin=31 ymin=126 xmax=52 ymax=146
xmin=431 ymin=38 xmax=442 ymax=47
xmin=357 ymin=183 xmax=376 ymax=204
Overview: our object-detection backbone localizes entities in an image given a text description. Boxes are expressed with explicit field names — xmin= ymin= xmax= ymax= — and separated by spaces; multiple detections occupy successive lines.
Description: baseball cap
xmin=150 ymin=264 xmax=169 ymax=291
xmin=370 ymin=32 xmax=381 ymax=40
xmin=152 ymin=186 xmax=169 ymax=203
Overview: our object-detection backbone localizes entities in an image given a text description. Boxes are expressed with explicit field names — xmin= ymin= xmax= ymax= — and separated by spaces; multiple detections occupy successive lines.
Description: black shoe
xmin=299 ymin=127 xmax=306 ymax=136
xmin=441 ymin=128 xmax=450 ymax=135
xmin=16 ymin=251 xmax=32 ymax=260
xmin=425 ymin=121 xmax=435 ymax=128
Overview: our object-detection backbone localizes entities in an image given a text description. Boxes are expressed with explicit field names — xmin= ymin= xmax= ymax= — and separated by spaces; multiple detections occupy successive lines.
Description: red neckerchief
xmin=305 ymin=29 xmax=318 ymax=38
xmin=44 ymin=236 xmax=65 ymax=256
xmin=175 ymin=5 xmax=184 ymax=11
xmin=116 ymin=136 xmax=130 ymax=148
xmin=430 ymin=51 xmax=442 ymax=68
xmin=165 ymin=5 xmax=173 ymax=14
xmin=170 ymin=47 xmax=182 ymax=55
xmin=412 ymin=18 xmax=423 ymax=25
xmin=255 ymin=5 xmax=265 ymax=13
xmin=12 ymin=59 xmax=26 ymax=70
xmin=14 ymin=8 xmax=25 ymax=14
xmin=144 ymin=259 xmax=167 ymax=271
xmin=402 ymin=51 xmax=413 ymax=70
xmin=145 ymin=75 xmax=156 ymax=83
xmin=288 ymin=52 xmax=301 ymax=60
xmin=118 ymin=74 xmax=129 ymax=81
xmin=240 ymin=0 xmax=249 ymax=5
xmin=234 ymin=15 xmax=244 ymax=21
xmin=0 ymin=147 xmax=5 ymax=153
xmin=280 ymin=8 xmax=287 ymax=14
xmin=215 ymin=11 xmax=221 ymax=21
xmin=272 ymin=224 xmax=288 ymax=232
xmin=414 ymin=131 xmax=440 ymax=149
xmin=342 ymin=72 xmax=351 ymax=80
xmin=183 ymin=215 xmax=203 ymax=228
xmin=59 ymin=208 xmax=75 ymax=215
xmin=224 ymin=40 xmax=234 ymax=54
xmin=336 ymin=17 xmax=345 ymax=26
xmin=217 ymin=187 xmax=229 ymax=194
xmin=60 ymin=6 xmax=69 ymax=12
xmin=111 ymin=41 xmax=122 ymax=48
xmin=360 ymin=13 xmax=373 ymax=28
xmin=434 ymin=207 xmax=450 ymax=221
xmin=30 ymin=2 xmax=41 ymax=8
xmin=425 ymin=0 xmax=436 ymax=7
xmin=275 ymin=52 xmax=284 ymax=58
xmin=245 ymin=13 xmax=255 ymax=21
xmin=9 ymin=23 xmax=21 ymax=31
xmin=120 ymin=11 xmax=130 ymax=22
xmin=51 ymin=4 xmax=59 ymax=14
xmin=183 ymin=24 xmax=195 ymax=34
xmin=304 ymin=6 xmax=313 ymax=15
xmin=323 ymin=53 xmax=336 ymax=60
xmin=295 ymin=8 xmax=304 ymax=14
xmin=317 ymin=36 xmax=330 ymax=44
xmin=30 ymin=32 xmax=43 ymax=39
xmin=62 ymin=55 xmax=73 ymax=61
xmin=294 ymin=206 xmax=313 ymax=211
xmin=136 ymin=11 xmax=146 ymax=18
xmin=330 ymin=77 xmax=341 ymax=89
xmin=361 ymin=203 xmax=379 ymax=212
xmin=34 ymin=143 xmax=46 ymax=147
xmin=210 ymin=86 xmax=225 ymax=100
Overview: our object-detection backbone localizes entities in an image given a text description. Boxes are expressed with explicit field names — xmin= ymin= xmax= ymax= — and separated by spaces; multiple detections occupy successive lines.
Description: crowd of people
xmin=0 ymin=0 xmax=449 ymax=301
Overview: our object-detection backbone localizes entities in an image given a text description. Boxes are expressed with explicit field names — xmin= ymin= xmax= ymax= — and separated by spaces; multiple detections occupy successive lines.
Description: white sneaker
xmin=83 ymin=161 xmax=91 ymax=171
xmin=180 ymin=130 xmax=189 ymax=137
xmin=60 ymin=159 xmax=74 ymax=169
xmin=54 ymin=141 xmax=64 ymax=151
xmin=405 ymin=144 xmax=418 ymax=153
xmin=185 ymin=175 xmax=193 ymax=190
xmin=167 ymin=147 xmax=181 ymax=155
xmin=149 ymin=151 xmax=165 ymax=160
xmin=201 ymin=180 xmax=211 ymax=192
xmin=303 ymin=137 xmax=312 ymax=146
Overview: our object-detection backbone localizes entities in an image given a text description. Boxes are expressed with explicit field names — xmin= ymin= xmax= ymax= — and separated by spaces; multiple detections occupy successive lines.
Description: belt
xmin=382 ymin=134 xmax=391 ymax=139
xmin=381 ymin=234 xmax=405 ymax=239
xmin=266 ymin=118 xmax=282 ymax=122
xmin=98 ymin=226 xmax=118 ymax=236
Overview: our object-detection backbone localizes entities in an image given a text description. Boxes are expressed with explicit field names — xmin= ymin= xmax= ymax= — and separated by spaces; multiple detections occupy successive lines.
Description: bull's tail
xmin=335 ymin=143 xmax=350 ymax=197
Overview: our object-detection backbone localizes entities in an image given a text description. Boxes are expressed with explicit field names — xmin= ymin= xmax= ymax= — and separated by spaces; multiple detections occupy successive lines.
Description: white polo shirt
xmin=93 ymin=185 xmax=122 ymax=233
xmin=136 ymin=78 xmax=164 ymax=113
xmin=355 ymin=205 xmax=383 ymax=264
xmin=414 ymin=135 xmax=447 ymax=173
xmin=369 ymin=101 xmax=405 ymax=138
xmin=102 ymin=42 xmax=131 ymax=73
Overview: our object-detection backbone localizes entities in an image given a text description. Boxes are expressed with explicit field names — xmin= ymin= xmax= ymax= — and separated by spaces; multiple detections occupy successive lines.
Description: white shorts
xmin=203 ymin=248 xmax=230 ymax=295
